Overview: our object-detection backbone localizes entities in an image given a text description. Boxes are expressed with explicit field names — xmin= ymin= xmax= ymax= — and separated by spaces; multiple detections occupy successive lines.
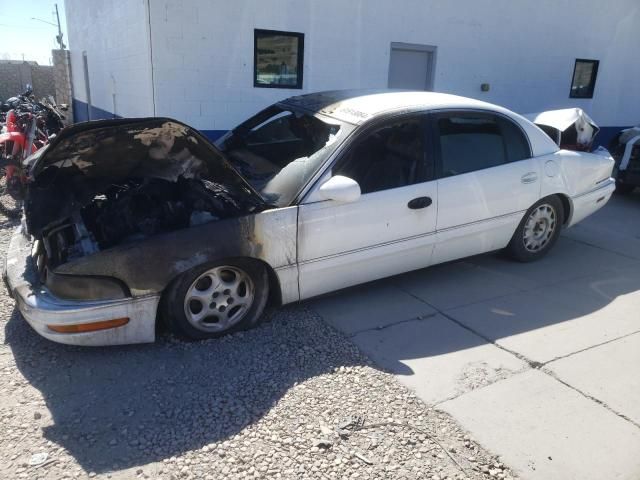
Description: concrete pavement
xmin=309 ymin=192 xmax=640 ymax=479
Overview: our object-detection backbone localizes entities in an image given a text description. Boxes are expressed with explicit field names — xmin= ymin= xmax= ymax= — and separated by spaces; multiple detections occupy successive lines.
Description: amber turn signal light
xmin=47 ymin=318 xmax=129 ymax=334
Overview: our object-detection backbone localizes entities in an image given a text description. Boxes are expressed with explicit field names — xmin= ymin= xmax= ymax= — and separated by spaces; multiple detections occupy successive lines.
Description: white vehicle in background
xmin=524 ymin=108 xmax=600 ymax=151
xmin=4 ymin=90 xmax=615 ymax=346
xmin=608 ymin=126 xmax=640 ymax=194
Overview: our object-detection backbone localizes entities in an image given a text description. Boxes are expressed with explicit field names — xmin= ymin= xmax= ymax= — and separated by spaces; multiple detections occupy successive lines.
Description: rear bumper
xmin=568 ymin=178 xmax=616 ymax=227
xmin=3 ymin=225 xmax=158 ymax=346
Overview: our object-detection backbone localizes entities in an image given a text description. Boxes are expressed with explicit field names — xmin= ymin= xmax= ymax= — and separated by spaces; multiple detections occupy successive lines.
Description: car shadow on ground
xmin=6 ymin=247 xmax=640 ymax=474
xmin=4 ymin=304 xmax=368 ymax=474
xmin=4 ymin=193 xmax=640 ymax=473
xmin=311 ymin=225 xmax=640 ymax=366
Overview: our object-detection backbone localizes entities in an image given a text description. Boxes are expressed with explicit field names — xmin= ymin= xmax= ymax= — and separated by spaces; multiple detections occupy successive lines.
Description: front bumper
xmin=3 ymin=225 xmax=159 ymax=346
xmin=568 ymin=178 xmax=616 ymax=227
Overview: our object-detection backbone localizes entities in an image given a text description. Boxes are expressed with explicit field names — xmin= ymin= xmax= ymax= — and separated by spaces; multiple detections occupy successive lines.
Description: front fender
xmin=52 ymin=207 xmax=298 ymax=296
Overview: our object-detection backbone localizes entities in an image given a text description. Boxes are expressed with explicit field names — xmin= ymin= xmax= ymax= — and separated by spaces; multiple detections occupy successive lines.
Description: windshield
xmin=217 ymin=105 xmax=351 ymax=206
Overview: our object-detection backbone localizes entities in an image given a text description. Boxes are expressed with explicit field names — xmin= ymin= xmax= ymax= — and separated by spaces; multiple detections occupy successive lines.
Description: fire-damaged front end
xmin=3 ymin=118 xmax=293 ymax=346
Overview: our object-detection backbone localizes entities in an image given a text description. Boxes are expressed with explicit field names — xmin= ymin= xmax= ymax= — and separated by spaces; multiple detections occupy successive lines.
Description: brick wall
xmin=0 ymin=61 xmax=55 ymax=101
xmin=52 ymin=50 xmax=74 ymax=124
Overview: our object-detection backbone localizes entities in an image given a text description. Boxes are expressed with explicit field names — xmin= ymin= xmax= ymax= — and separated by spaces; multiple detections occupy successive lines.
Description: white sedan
xmin=4 ymin=90 xmax=615 ymax=345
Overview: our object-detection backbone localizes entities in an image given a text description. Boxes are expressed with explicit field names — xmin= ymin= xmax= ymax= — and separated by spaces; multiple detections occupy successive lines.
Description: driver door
xmin=297 ymin=114 xmax=438 ymax=299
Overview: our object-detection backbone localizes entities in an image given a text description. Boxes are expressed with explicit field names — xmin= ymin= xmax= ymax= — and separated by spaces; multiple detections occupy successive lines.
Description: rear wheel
xmin=162 ymin=259 xmax=269 ymax=340
xmin=506 ymin=196 xmax=564 ymax=262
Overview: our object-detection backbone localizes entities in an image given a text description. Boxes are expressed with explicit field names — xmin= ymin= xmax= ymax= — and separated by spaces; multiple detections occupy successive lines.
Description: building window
xmin=254 ymin=29 xmax=304 ymax=89
xmin=570 ymin=59 xmax=599 ymax=99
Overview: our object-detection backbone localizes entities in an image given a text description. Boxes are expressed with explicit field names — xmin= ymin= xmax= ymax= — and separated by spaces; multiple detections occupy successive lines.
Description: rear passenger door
xmin=432 ymin=111 xmax=540 ymax=264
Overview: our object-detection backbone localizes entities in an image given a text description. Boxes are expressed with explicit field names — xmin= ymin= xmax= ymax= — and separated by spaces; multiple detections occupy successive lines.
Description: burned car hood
xmin=24 ymin=117 xmax=266 ymax=236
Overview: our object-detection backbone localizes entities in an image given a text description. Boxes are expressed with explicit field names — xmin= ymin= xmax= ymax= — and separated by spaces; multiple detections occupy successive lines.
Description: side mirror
xmin=317 ymin=175 xmax=361 ymax=203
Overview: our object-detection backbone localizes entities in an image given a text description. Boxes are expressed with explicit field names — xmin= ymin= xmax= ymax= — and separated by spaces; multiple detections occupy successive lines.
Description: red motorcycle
xmin=0 ymin=92 xmax=63 ymax=218
xmin=0 ymin=111 xmax=44 ymax=218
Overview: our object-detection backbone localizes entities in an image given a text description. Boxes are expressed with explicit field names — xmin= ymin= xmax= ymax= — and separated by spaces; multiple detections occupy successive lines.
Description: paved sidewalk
xmin=310 ymin=193 xmax=640 ymax=480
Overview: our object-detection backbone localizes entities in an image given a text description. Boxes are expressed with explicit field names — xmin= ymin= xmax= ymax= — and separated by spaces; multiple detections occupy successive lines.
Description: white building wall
xmin=589 ymin=6 xmax=640 ymax=127
xmin=65 ymin=0 xmax=154 ymax=120
xmin=66 ymin=0 xmax=639 ymax=136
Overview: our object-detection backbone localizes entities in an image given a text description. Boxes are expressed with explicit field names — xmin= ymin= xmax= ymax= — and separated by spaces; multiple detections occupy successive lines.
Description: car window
xmin=498 ymin=116 xmax=530 ymax=162
xmin=245 ymin=111 xmax=297 ymax=144
xmin=332 ymin=117 xmax=428 ymax=194
xmin=217 ymin=105 xmax=350 ymax=206
xmin=436 ymin=113 xmax=530 ymax=178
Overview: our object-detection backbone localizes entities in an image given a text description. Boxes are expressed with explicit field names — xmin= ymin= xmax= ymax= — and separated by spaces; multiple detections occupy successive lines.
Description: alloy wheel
xmin=183 ymin=265 xmax=255 ymax=332
xmin=523 ymin=203 xmax=557 ymax=252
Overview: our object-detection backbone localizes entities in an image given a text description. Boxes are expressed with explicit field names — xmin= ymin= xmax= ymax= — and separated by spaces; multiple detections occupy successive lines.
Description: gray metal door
xmin=388 ymin=43 xmax=436 ymax=91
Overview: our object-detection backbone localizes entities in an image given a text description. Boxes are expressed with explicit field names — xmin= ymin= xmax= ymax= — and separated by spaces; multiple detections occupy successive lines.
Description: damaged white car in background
xmin=608 ymin=126 xmax=640 ymax=194
xmin=3 ymin=90 xmax=616 ymax=346
xmin=524 ymin=108 xmax=639 ymax=194
xmin=524 ymin=108 xmax=600 ymax=151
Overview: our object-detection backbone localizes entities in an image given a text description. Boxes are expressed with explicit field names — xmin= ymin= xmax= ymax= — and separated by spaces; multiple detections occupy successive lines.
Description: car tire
xmin=161 ymin=258 xmax=269 ymax=340
xmin=506 ymin=196 xmax=564 ymax=263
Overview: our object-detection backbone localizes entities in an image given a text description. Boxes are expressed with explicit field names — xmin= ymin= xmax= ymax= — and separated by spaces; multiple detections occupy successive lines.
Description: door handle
xmin=521 ymin=172 xmax=538 ymax=184
xmin=407 ymin=196 xmax=433 ymax=209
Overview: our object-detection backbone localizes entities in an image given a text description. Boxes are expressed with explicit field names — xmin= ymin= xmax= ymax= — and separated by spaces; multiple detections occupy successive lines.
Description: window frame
xmin=429 ymin=109 xmax=532 ymax=180
xmin=569 ymin=59 xmax=599 ymax=99
xmin=253 ymin=29 xmax=305 ymax=89
xmin=217 ymin=104 xmax=350 ymax=208
xmin=327 ymin=112 xmax=434 ymax=196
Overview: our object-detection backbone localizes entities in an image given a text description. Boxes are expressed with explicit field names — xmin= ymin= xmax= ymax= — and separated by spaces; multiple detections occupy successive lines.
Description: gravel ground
xmin=0 ymin=219 xmax=516 ymax=480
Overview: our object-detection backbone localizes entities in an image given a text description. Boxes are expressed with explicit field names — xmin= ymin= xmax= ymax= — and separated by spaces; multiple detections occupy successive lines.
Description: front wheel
xmin=506 ymin=196 xmax=564 ymax=262
xmin=161 ymin=259 xmax=269 ymax=340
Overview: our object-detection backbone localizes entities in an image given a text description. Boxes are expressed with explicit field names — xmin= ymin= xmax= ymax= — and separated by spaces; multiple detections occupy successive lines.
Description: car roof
xmin=282 ymin=89 xmax=507 ymax=125
xmin=281 ymin=89 xmax=559 ymax=157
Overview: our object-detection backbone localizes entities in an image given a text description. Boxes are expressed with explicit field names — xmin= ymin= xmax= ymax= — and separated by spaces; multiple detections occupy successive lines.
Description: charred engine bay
xmin=23 ymin=118 xmax=268 ymax=271
xmin=43 ymin=176 xmax=248 ymax=269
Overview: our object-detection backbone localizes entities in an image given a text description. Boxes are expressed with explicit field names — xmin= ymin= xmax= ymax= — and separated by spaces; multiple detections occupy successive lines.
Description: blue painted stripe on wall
xmin=72 ymin=98 xmax=121 ymax=122
xmin=72 ymin=98 xmax=228 ymax=141
xmin=70 ymin=98 xmax=628 ymax=151
xmin=595 ymin=126 xmax=627 ymax=149
xmin=200 ymin=130 xmax=228 ymax=142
